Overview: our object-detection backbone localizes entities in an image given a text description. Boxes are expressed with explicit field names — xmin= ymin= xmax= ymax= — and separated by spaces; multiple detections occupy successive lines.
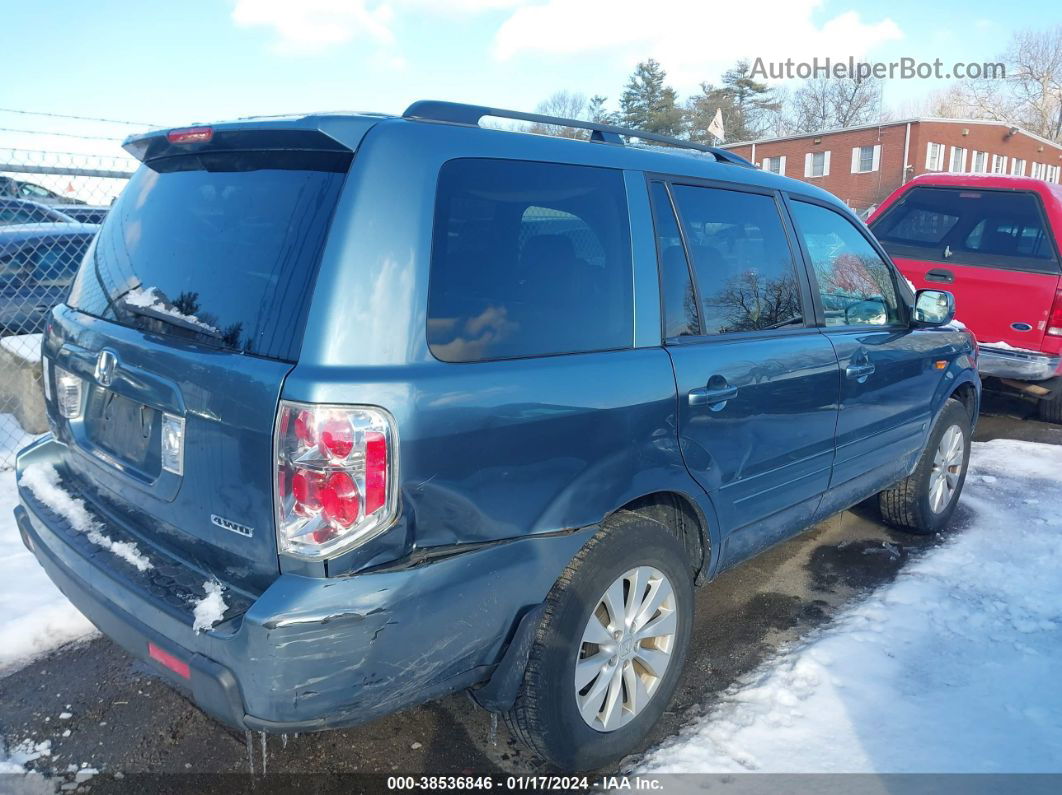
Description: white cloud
xmin=232 ymin=0 xmax=396 ymax=53
xmin=493 ymin=0 xmax=903 ymax=88
xmin=232 ymin=0 xmax=524 ymax=54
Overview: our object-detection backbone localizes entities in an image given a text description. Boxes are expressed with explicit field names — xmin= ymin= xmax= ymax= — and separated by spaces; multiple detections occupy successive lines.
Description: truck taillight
xmin=274 ymin=402 xmax=397 ymax=559
xmin=1048 ymin=288 xmax=1062 ymax=337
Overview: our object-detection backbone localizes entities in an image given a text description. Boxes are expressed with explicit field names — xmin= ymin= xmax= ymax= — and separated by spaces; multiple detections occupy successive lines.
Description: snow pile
xmin=638 ymin=438 xmax=1062 ymax=774
xmin=0 ymin=333 xmax=42 ymax=364
xmin=0 ymin=738 xmax=54 ymax=794
xmin=0 ymin=739 xmax=50 ymax=773
xmin=192 ymin=579 xmax=227 ymax=634
xmin=0 ymin=414 xmax=39 ymax=471
xmin=0 ymin=468 xmax=96 ymax=674
xmin=123 ymin=287 xmax=219 ymax=335
xmin=18 ymin=463 xmax=153 ymax=572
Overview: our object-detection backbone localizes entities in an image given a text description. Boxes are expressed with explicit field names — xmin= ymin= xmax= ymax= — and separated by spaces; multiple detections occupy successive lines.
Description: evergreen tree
xmin=620 ymin=59 xmax=683 ymax=136
xmin=687 ymin=60 xmax=781 ymax=142
xmin=588 ymin=95 xmax=615 ymax=125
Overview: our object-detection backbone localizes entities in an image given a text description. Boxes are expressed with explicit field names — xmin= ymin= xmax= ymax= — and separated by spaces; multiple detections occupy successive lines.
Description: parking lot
xmin=1 ymin=390 xmax=1055 ymax=782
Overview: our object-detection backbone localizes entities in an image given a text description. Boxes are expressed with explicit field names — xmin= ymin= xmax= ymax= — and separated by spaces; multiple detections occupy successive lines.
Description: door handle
xmin=845 ymin=362 xmax=876 ymax=380
xmin=689 ymin=383 xmax=739 ymax=407
xmin=925 ymin=268 xmax=954 ymax=284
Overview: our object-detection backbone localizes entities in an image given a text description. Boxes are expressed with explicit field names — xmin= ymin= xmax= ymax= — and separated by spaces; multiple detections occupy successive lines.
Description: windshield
xmin=67 ymin=150 xmax=350 ymax=361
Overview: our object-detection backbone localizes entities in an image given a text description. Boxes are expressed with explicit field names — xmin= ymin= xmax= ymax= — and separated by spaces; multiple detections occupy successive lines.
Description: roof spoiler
xmin=122 ymin=126 xmax=351 ymax=164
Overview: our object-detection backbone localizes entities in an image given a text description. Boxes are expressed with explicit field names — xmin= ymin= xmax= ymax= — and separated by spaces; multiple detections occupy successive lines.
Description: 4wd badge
xmin=211 ymin=514 xmax=254 ymax=538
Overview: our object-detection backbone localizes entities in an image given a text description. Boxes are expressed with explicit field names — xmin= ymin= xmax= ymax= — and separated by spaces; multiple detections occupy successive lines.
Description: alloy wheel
xmin=574 ymin=566 xmax=677 ymax=732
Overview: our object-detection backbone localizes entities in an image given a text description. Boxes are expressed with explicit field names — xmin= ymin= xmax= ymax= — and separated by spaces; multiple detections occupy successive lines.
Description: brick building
xmin=723 ymin=119 xmax=1062 ymax=216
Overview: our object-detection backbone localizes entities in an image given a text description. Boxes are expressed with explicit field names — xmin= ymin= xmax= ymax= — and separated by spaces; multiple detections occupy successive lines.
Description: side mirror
xmin=913 ymin=289 xmax=955 ymax=327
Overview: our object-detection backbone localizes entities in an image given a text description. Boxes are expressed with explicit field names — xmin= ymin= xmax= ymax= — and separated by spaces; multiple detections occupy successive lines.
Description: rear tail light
xmin=275 ymin=402 xmax=397 ymax=559
xmin=55 ymin=367 xmax=82 ymax=419
xmin=1048 ymin=287 xmax=1062 ymax=336
xmin=166 ymin=126 xmax=213 ymax=144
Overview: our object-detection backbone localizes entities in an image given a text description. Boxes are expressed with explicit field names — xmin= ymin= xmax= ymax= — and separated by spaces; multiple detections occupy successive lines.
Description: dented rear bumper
xmin=14 ymin=436 xmax=591 ymax=732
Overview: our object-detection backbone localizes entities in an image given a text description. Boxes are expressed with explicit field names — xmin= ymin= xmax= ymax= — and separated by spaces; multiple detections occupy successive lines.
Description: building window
xmin=804 ymin=150 xmax=830 ymax=178
xmin=851 ymin=145 xmax=880 ymax=174
xmin=970 ymin=151 xmax=987 ymax=172
xmin=1047 ymin=165 xmax=1060 ymax=183
xmin=926 ymin=142 xmax=944 ymax=171
xmin=761 ymin=155 xmax=786 ymax=175
xmin=949 ymin=146 xmax=967 ymax=172
xmin=1031 ymin=163 xmax=1043 ymax=180
xmin=1010 ymin=158 xmax=1027 ymax=176
xmin=991 ymin=154 xmax=1007 ymax=174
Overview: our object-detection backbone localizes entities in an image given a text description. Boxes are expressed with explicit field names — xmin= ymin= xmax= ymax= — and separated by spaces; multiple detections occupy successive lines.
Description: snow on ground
xmin=0 ymin=468 xmax=95 ymax=675
xmin=0 ymin=333 xmax=42 ymax=364
xmin=638 ymin=438 xmax=1062 ymax=774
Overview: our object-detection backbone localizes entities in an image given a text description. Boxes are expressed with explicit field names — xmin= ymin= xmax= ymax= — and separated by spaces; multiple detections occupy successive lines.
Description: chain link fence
xmin=1 ymin=148 xmax=135 ymax=469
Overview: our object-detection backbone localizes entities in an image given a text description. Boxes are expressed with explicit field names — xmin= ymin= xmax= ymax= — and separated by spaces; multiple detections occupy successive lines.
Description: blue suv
xmin=14 ymin=101 xmax=979 ymax=771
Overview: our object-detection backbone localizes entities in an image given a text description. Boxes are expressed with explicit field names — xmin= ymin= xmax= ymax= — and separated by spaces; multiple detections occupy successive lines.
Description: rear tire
xmin=505 ymin=512 xmax=693 ymax=772
xmin=1037 ymin=392 xmax=1062 ymax=424
xmin=879 ymin=398 xmax=971 ymax=535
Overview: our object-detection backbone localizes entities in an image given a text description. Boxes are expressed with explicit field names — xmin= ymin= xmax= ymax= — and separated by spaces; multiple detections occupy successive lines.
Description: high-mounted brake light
xmin=275 ymin=402 xmax=397 ymax=559
xmin=1048 ymin=287 xmax=1062 ymax=337
xmin=166 ymin=126 xmax=213 ymax=144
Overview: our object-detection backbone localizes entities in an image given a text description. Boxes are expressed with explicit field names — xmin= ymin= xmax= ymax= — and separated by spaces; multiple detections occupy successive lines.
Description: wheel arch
xmin=605 ymin=489 xmax=714 ymax=584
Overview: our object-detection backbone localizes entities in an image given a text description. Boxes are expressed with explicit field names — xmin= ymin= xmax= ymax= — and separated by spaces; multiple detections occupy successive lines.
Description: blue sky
xmin=0 ymin=0 xmax=1055 ymax=154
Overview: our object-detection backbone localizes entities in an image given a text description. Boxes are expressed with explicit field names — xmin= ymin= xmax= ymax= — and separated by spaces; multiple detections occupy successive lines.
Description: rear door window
xmin=67 ymin=150 xmax=350 ymax=361
xmin=428 ymin=158 xmax=633 ymax=362
xmin=871 ymin=186 xmax=1059 ymax=274
xmin=668 ymin=184 xmax=804 ymax=334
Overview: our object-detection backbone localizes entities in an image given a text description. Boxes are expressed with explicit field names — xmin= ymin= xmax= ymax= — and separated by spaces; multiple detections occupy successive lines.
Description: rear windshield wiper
xmin=121 ymin=301 xmax=223 ymax=340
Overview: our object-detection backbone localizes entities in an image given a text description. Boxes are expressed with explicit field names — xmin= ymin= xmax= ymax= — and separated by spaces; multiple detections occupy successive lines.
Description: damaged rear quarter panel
xmin=223 ymin=525 xmax=596 ymax=725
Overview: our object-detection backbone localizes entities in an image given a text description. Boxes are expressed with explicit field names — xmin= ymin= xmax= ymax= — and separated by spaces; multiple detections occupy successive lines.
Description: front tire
xmin=505 ymin=512 xmax=694 ymax=771
xmin=879 ymin=398 xmax=971 ymax=534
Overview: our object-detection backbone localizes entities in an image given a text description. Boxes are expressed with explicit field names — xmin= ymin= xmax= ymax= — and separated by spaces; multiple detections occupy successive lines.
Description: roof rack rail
xmin=402 ymin=100 xmax=755 ymax=168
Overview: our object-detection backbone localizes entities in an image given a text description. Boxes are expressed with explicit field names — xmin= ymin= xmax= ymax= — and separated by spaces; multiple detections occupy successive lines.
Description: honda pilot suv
xmin=869 ymin=174 xmax=1062 ymax=422
xmin=14 ymin=101 xmax=979 ymax=771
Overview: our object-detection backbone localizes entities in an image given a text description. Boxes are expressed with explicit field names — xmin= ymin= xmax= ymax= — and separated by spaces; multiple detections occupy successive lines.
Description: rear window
xmin=427 ymin=158 xmax=632 ymax=362
xmin=67 ymin=150 xmax=350 ymax=361
xmin=871 ymin=186 xmax=1058 ymax=273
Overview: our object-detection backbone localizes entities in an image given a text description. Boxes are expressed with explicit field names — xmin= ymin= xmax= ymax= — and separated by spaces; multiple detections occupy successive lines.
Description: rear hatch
xmin=871 ymin=185 xmax=1061 ymax=350
xmin=50 ymin=126 xmax=355 ymax=592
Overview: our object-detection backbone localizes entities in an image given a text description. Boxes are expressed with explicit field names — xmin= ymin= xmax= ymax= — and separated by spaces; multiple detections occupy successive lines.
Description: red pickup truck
xmin=869 ymin=174 xmax=1062 ymax=422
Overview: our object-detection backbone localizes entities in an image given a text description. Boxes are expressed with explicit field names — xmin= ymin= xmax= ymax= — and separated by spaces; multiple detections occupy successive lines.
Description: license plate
xmin=86 ymin=389 xmax=157 ymax=468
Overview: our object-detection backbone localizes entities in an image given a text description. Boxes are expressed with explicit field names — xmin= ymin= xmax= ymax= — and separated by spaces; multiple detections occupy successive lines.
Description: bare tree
xmin=528 ymin=90 xmax=591 ymax=138
xmin=783 ymin=74 xmax=885 ymax=134
xmin=1007 ymin=26 xmax=1062 ymax=142
xmin=918 ymin=25 xmax=1062 ymax=142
